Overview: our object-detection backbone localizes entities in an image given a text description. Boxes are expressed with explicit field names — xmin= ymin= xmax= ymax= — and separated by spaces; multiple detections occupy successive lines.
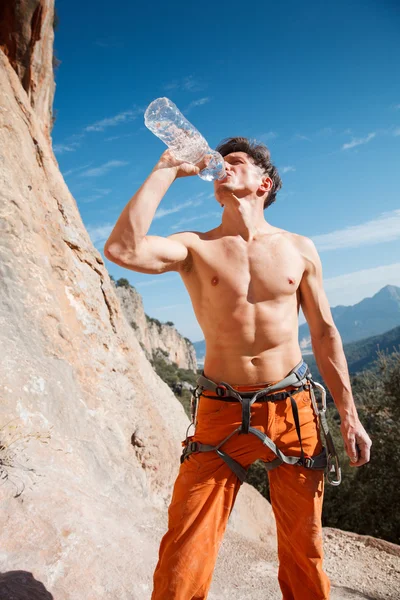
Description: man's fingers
xmin=349 ymin=442 xmax=371 ymax=467
xmin=341 ymin=421 xmax=372 ymax=468
xmin=346 ymin=436 xmax=358 ymax=463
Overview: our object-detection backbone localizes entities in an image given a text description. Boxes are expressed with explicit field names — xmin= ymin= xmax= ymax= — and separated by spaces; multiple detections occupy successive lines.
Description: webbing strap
xmin=248 ymin=427 xmax=304 ymax=466
xmin=319 ymin=411 xmax=336 ymax=457
xmin=289 ymin=392 xmax=305 ymax=464
xmin=240 ymin=397 xmax=252 ymax=434
xmin=263 ymin=447 xmax=328 ymax=472
xmin=216 ymin=449 xmax=248 ymax=482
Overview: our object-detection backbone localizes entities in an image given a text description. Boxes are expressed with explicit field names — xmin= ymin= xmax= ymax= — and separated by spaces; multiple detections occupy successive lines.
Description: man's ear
xmin=259 ymin=176 xmax=273 ymax=193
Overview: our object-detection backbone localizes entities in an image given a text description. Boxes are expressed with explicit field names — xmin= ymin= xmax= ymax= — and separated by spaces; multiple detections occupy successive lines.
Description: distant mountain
xmin=193 ymin=285 xmax=400 ymax=368
xmin=304 ymin=324 xmax=400 ymax=381
xmin=193 ymin=339 xmax=206 ymax=367
xmin=299 ymin=285 xmax=400 ymax=353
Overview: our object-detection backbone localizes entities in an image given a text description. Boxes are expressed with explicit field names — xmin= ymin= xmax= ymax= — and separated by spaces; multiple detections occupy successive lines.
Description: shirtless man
xmin=104 ymin=137 xmax=372 ymax=600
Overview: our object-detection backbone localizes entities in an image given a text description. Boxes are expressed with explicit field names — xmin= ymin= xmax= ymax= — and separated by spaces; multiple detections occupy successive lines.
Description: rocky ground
xmin=208 ymin=526 xmax=400 ymax=600
xmin=209 ymin=528 xmax=400 ymax=600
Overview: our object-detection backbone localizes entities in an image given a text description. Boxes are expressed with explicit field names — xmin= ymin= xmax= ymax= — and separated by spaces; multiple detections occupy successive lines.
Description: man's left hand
xmin=340 ymin=417 xmax=372 ymax=467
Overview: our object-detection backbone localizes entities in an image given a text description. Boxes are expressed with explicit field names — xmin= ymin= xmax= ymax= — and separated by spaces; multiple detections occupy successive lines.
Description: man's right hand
xmin=153 ymin=149 xmax=209 ymax=179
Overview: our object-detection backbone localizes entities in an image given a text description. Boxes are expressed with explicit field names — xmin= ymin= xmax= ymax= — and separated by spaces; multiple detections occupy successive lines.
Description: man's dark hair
xmin=215 ymin=137 xmax=282 ymax=209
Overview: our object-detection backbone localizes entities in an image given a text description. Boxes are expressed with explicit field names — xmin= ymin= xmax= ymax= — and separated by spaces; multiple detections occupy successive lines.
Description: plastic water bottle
xmin=144 ymin=97 xmax=226 ymax=181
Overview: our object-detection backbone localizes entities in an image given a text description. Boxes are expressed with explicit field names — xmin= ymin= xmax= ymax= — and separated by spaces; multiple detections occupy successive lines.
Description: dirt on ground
xmin=208 ymin=526 xmax=400 ymax=599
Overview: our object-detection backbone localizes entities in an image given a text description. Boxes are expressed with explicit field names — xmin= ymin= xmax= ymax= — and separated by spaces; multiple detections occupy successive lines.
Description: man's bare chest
xmin=181 ymin=235 xmax=305 ymax=304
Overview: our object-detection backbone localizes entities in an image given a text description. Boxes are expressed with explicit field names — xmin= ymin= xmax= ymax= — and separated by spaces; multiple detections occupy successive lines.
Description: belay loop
xmin=181 ymin=360 xmax=342 ymax=487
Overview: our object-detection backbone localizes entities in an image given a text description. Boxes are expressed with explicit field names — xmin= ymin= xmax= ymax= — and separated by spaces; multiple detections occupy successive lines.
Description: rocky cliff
xmin=114 ymin=281 xmax=197 ymax=371
xmin=0 ymin=3 xmax=399 ymax=599
xmin=0 ymin=0 xmax=55 ymax=142
xmin=0 ymin=2 xmax=277 ymax=598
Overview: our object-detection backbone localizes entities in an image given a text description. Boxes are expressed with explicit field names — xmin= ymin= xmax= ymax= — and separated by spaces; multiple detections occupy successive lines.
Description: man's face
xmin=214 ymin=152 xmax=268 ymax=200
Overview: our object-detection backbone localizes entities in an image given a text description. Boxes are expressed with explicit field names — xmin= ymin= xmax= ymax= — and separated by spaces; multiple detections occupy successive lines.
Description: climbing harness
xmin=181 ymin=360 xmax=341 ymax=486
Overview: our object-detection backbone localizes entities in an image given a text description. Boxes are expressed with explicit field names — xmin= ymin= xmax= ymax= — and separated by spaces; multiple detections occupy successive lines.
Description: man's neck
xmin=218 ymin=198 xmax=272 ymax=241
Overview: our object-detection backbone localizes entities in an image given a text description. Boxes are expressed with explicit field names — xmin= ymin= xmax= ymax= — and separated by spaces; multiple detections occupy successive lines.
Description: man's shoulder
xmin=279 ymin=229 xmax=316 ymax=253
xmin=167 ymin=228 xmax=218 ymax=246
xmin=166 ymin=230 xmax=203 ymax=246
xmin=272 ymin=230 xmax=320 ymax=269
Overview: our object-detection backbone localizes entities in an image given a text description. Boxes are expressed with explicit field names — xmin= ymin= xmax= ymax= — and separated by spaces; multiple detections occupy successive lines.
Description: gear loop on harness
xmin=216 ymin=385 xmax=228 ymax=397
xmin=181 ymin=360 xmax=341 ymax=486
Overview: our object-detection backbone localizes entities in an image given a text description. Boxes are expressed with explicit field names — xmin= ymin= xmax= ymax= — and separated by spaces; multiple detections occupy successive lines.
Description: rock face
xmin=0 ymin=4 xmax=399 ymax=600
xmin=0 ymin=3 xmax=276 ymax=598
xmin=0 ymin=0 xmax=55 ymax=142
xmin=114 ymin=282 xmax=197 ymax=371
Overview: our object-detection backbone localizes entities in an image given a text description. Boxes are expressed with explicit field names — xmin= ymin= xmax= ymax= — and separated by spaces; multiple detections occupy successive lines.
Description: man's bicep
xmin=299 ymin=239 xmax=336 ymax=340
xmin=105 ymin=232 xmax=190 ymax=274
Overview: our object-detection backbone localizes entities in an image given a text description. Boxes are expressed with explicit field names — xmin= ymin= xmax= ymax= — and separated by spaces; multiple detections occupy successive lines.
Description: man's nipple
xmin=211 ymin=276 xmax=219 ymax=286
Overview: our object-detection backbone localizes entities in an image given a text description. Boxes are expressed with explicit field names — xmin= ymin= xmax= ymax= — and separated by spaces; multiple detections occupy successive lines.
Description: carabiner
xmin=327 ymin=453 xmax=342 ymax=486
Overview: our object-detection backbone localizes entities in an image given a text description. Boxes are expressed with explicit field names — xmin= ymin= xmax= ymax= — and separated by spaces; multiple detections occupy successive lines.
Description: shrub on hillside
xmin=116 ymin=278 xmax=131 ymax=289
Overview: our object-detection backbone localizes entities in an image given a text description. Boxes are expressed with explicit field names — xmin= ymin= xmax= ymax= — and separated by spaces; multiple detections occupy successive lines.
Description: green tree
xmin=116 ymin=278 xmax=131 ymax=289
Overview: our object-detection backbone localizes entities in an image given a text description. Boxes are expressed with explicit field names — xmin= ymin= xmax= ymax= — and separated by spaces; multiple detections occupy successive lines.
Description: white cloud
xmin=163 ymin=75 xmax=205 ymax=92
xmin=259 ymin=132 xmax=278 ymax=141
xmin=281 ymin=166 xmax=296 ymax=174
xmin=299 ymin=263 xmax=400 ymax=325
xmin=393 ymin=104 xmax=400 ymax=110
xmin=316 ymin=127 xmax=334 ymax=136
xmin=341 ymin=132 xmax=376 ymax=150
xmin=79 ymin=188 xmax=112 ymax=204
xmin=170 ymin=211 xmax=218 ymax=230
xmin=84 ymin=107 xmax=143 ymax=132
xmin=94 ymin=37 xmax=123 ymax=48
xmin=79 ymin=160 xmax=129 ymax=178
xmin=293 ymin=134 xmax=311 ymax=142
xmin=184 ymin=97 xmax=211 ymax=113
xmin=312 ymin=209 xmax=400 ymax=251
xmin=53 ymin=142 xmax=81 ymax=154
xmin=62 ymin=163 xmax=93 ymax=177
xmin=86 ymin=223 xmax=115 ymax=244
xmin=105 ymin=133 xmax=137 ymax=142
xmin=80 ymin=195 xmax=103 ymax=204
xmin=393 ymin=128 xmax=400 ymax=137
xmin=324 ymin=263 xmax=400 ymax=308
xmin=154 ymin=303 xmax=190 ymax=311
xmin=135 ymin=275 xmax=179 ymax=287
xmin=154 ymin=198 xmax=203 ymax=220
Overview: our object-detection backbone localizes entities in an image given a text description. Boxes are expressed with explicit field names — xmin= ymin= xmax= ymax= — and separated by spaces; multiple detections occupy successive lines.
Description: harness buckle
xmin=216 ymin=385 xmax=228 ymax=397
xmin=303 ymin=456 xmax=314 ymax=468
xmin=180 ymin=440 xmax=199 ymax=464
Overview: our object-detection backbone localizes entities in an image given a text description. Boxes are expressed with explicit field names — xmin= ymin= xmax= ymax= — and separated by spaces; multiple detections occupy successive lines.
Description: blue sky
xmin=53 ymin=0 xmax=400 ymax=342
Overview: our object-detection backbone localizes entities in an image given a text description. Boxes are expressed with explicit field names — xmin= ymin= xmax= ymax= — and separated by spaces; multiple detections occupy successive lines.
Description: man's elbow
xmin=311 ymin=323 xmax=340 ymax=344
xmin=104 ymin=242 xmax=118 ymax=261
xmin=104 ymin=243 xmax=129 ymax=266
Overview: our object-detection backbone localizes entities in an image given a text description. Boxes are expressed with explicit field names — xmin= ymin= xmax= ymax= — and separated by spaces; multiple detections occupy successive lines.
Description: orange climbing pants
xmin=151 ymin=381 xmax=331 ymax=600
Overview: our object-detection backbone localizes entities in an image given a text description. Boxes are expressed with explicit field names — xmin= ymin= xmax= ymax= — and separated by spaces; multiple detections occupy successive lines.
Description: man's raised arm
xmin=104 ymin=149 xmax=204 ymax=274
xmin=297 ymin=236 xmax=372 ymax=467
